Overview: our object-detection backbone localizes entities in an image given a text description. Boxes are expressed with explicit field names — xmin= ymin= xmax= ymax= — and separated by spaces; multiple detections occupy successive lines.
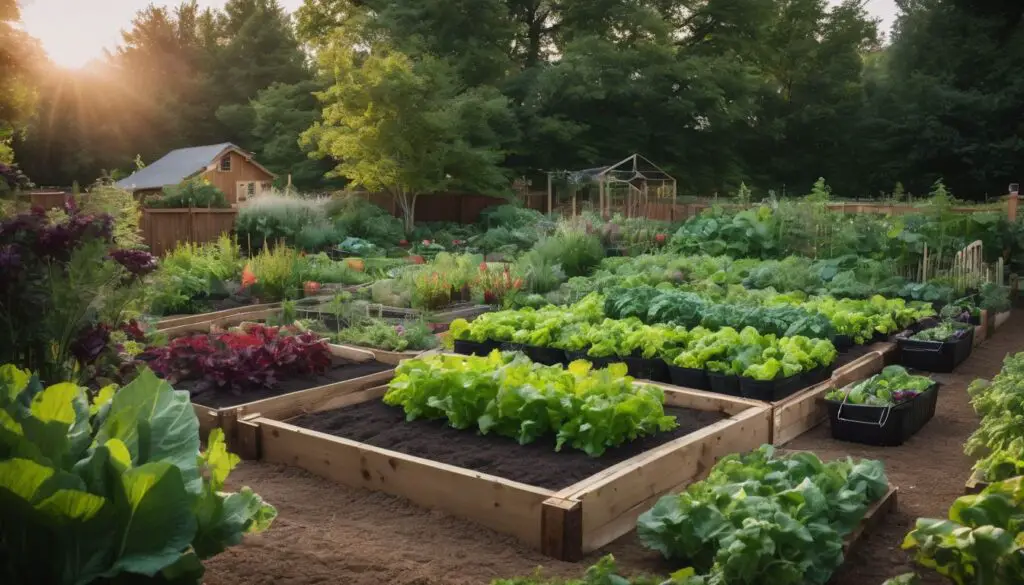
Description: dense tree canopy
xmin=4 ymin=0 xmax=1023 ymax=199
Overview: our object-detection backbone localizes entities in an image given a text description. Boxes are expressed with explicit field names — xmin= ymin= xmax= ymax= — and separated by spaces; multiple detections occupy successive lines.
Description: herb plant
xmin=965 ymin=352 xmax=1024 ymax=482
xmin=909 ymin=321 xmax=971 ymax=342
xmin=332 ymin=319 xmax=438 ymax=352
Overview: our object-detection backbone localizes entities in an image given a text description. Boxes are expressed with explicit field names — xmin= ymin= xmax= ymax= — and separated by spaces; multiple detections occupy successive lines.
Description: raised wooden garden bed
xmin=238 ymin=382 xmax=772 ymax=560
xmin=964 ymin=470 xmax=989 ymax=495
xmin=158 ymin=307 xmax=281 ymax=338
xmin=191 ymin=344 xmax=393 ymax=450
xmin=364 ymin=302 xmax=494 ymax=326
xmin=156 ymin=302 xmax=282 ymax=331
xmin=843 ymin=484 xmax=899 ymax=553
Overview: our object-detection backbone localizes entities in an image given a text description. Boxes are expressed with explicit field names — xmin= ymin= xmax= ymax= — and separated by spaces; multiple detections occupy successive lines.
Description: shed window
xmin=219 ymin=155 xmax=231 ymax=171
xmin=247 ymin=183 xmax=255 ymax=196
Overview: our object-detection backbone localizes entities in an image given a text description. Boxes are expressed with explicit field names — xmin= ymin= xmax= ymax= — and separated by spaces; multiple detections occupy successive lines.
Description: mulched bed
xmin=184 ymin=358 xmax=392 ymax=409
xmin=290 ymin=401 xmax=726 ymax=490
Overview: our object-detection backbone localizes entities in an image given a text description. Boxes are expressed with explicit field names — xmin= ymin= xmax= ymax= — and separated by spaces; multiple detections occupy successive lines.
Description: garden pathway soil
xmin=204 ymin=314 xmax=1024 ymax=585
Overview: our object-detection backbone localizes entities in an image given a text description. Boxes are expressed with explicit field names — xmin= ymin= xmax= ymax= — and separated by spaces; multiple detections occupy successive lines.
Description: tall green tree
xmin=302 ymin=45 xmax=517 ymax=231
xmin=0 ymin=0 xmax=44 ymax=163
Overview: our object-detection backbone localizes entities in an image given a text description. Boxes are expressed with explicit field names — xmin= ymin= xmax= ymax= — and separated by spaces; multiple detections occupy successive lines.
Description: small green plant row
xmin=0 ymin=364 xmax=275 ymax=584
xmin=603 ymin=286 xmax=935 ymax=344
xmin=384 ymin=352 xmax=677 ymax=457
xmin=825 ymin=365 xmax=934 ymax=406
xmin=449 ymin=298 xmax=838 ymax=381
xmin=494 ymin=446 xmax=890 ymax=585
xmin=965 ymin=351 xmax=1024 ymax=483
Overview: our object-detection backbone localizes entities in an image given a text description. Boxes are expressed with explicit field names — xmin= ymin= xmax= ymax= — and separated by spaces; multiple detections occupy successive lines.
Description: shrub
xmin=248 ymin=243 xmax=309 ymax=301
xmin=149 ymin=179 xmax=230 ymax=209
xmin=0 ymin=364 xmax=275 ymax=584
xmin=0 ymin=201 xmax=154 ymax=383
xmin=149 ymin=235 xmax=242 ymax=315
xmin=327 ymin=194 xmax=404 ymax=244
xmin=80 ymin=183 xmax=144 ymax=249
xmin=235 ymin=194 xmax=339 ymax=252
xmin=524 ymin=221 xmax=604 ymax=278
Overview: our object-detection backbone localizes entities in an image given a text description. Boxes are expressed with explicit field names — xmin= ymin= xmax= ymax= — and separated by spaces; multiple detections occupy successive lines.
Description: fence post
xmin=1007 ymin=193 xmax=1019 ymax=222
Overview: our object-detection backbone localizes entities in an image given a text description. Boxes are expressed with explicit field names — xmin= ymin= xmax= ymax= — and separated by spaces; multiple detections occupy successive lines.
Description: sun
xmin=19 ymin=0 xmax=119 ymax=69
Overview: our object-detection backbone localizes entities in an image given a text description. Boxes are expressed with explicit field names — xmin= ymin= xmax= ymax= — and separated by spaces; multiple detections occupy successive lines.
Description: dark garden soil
xmin=186 ymin=359 xmax=392 ymax=409
xmin=204 ymin=313 xmax=1024 ymax=585
xmin=290 ymin=402 xmax=726 ymax=490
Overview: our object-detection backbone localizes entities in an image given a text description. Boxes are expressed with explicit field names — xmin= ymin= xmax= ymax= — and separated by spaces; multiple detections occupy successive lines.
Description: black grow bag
xmin=826 ymin=382 xmax=940 ymax=446
xmin=832 ymin=335 xmax=854 ymax=351
xmin=500 ymin=342 xmax=568 ymax=366
xmin=667 ymin=365 xmax=711 ymax=391
xmin=897 ymin=327 xmax=974 ymax=373
xmin=708 ymin=372 xmax=741 ymax=396
xmin=739 ymin=374 xmax=804 ymax=402
xmin=620 ymin=355 xmax=670 ymax=382
xmin=454 ymin=339 xmax=503 ymax=356
xmin=800 ymin=364 xmax=835 ymax=387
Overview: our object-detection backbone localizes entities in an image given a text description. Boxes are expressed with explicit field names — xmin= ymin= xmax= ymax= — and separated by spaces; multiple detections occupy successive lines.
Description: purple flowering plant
xmin=0 ymin=199 xmax=154 ymax=383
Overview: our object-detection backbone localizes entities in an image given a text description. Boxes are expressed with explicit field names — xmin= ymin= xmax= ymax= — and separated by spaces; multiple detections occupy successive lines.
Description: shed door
xmin=236 ymin=181 xmax=255 ymax=203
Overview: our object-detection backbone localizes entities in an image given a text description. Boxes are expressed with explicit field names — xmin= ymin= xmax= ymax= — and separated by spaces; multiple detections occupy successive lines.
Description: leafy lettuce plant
xmin=825 ymin=365 xmax=933 ymax=405
xmin=0 ymin=365 xmax=275 ymax=584
xmin=384 ymin=352 xmax=677 ymax=457
xmin=637 ymin=446 xmax=888 ymax=585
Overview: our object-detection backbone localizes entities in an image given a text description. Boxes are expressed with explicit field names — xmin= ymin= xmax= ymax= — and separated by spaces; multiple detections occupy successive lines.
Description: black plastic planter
xmin=621 ymin=356 xmax=670 ymax=382
xmin=800 ymin=365 xmax=835 ymax=387
xmin=826 ymin=382 xmax=940 ymax=446
xmin=832 ymin=335 xmax=854 ymax=351
xmin=739 ymin=374 xmax=804 ymax=402
xmin=708 ymin=372 xmax=741 ymax=396
xmin=897 ymin=328 xmax=974 ymax=373
xmin=564 ymin=349 xmax=613 ymax=370
xmin=667 ymin=365 xmax=711 ymax=391
xmin=453 ymin=339 xmax=502 ymax=356
xmin=499 ymin=342 xmax=567 ymax=366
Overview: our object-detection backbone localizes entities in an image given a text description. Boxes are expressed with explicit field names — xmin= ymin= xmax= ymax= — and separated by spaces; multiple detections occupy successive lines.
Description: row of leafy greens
xmin=383 ymin=352 xmax=677 ymax=457
xmin=636 ymin=445 xmax=889 ymax=585
xmin=825 ymin=366 xmax=935 ymax=406
xmin=965 ymin=352 xmax=1024 ymax=482
xmin=0 ymin=365 xmax=275 ymax=584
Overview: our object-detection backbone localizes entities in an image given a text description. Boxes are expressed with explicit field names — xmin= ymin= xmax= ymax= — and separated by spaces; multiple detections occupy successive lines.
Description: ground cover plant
xmin=825 ymin=365 xmax=934 ymax=406
xmin=0 ymin=364 xmax=276 ymax=584
xmin=384 ymin=352 xmax=678 ymax=457
xmin=965 ymin=352 xmax=1024 ymax=483
xmin=143 ymin=324 xmax=332 ymax=396
xmin=637 ymin=445 xmax=889 ymax=585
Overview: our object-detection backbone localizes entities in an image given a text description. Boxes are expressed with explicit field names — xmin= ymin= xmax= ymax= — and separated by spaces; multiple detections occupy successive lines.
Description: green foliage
xmin=248 ymin=243 xmax=308 ymax=302
xmin=965 ymin=353 xmax=1024 ymax=482
xmin=524 ymin=222 xmax=604 ymax=279
xmin=385 ymin=352 xmax=677 ymax=457
xmin=79 ymin=183 xmax=144 ymax=249
xmin=150 ymin=180 xmax=230 ymax=209
xmin=910 ymin=321 xmax=972 ymax=342
xmin=235 ymin=194 xmax=339 ymax=252
xmin=637 ymin=445 xmax=889 ymax=585
xmin=979 ymin=283 xmax=1011 ymax=314
xmin=0 ymin=365 xmax=276 ymax=584
xmin=331 ymin=319 xmax=437 ymax=352
xmin=302 ymin=46 xmax=516 ymax=231
xmin=327 ymin=195 xmax=405 ymax=247
xmin=149 ymin=235 xmax=242 ymax=316
xmin=901 ymin=477 xmax=1024 ymax=585
xmin=492 ymin=555 xmax=662 ymax=585
xmin=825 ymin=366 xmax=935 ymax=405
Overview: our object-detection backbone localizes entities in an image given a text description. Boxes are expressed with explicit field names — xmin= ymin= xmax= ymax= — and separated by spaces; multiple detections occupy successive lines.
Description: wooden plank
xmin=964 ymin=470 xmax=988 ymax=495
xmin=541 ymin=497 xmax=583 ymax=562
xmin=235 ymin=368 xmax=394 ymax=421
xmin=650 ymin=382 xmax=767 ymax=417
xmin=235 ymin=416 xmax=262 ymax=460
xmin=327 ymin=343 xmax=376 ymax=363
xmin=843 ymin=486 xmax=898 ymax=554
xmin=258 ymin=418 xmax=554 ymax=548
xmin=155 ymin=302 xmax=281 ymax=329
xmin=359 ymin=347 xmax=424 ymax=366
xmin=194 ymin=405 xmax=221 ymax=443
xmin=564 ymin=406 xmax=772 ymax=553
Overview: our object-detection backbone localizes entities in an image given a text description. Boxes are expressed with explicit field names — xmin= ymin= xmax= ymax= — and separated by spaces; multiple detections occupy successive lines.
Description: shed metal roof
xmin=115 ymin=143 xmax=235 ymax=191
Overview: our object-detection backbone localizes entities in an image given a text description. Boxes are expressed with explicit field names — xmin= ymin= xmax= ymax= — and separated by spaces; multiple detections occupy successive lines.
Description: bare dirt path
xmin=205 ymin=314 xmax=1024 ymax=585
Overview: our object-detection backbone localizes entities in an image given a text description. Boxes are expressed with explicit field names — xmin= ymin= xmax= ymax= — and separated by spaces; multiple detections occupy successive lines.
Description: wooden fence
xmin=141 ymin=208 xmax=238 ymax=256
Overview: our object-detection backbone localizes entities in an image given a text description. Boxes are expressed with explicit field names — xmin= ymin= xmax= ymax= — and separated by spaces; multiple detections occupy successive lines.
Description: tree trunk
xmin=395 ymin=190 xmax=419 ymax=234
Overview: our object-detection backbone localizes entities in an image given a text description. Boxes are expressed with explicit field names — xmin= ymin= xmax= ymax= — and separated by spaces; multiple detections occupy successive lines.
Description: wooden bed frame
xmin=192 ymin=344 xmax=393 ymax=450
xmin=236 ymin=381 xmax=773 ymax=560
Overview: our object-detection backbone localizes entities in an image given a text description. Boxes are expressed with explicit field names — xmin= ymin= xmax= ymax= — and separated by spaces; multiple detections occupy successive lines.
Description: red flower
xmin=422 ymin=239 xmax=432 ymax=246
xmin=304 ymin=281 xmax=322 ymax=296
xmin=241 ymin=264 xmax=257 ymax=289
xmin=655 ymin=233 xmax=667 ymax=244
xmin=399 ymin=239 xmax=409 ymax=246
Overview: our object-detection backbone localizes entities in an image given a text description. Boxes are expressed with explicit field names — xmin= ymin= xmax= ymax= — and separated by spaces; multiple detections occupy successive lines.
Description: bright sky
xmin=19 ymin=0 xmax=900 ymax=69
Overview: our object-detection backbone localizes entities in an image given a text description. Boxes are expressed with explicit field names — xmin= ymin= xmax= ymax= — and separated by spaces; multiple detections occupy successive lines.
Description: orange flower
xmin=241 ymin=264 xmax=257 ymax=289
